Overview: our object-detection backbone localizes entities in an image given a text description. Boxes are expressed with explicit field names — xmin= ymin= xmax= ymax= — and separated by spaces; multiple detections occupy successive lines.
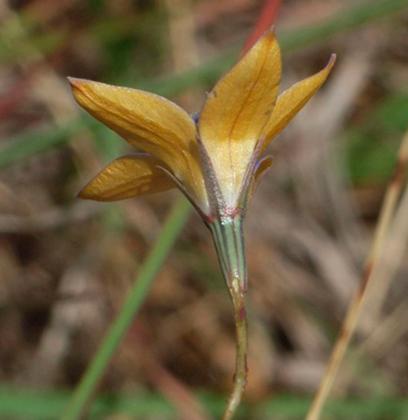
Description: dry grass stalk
xmin=360 ymin=164 xmax=408 ymax=331
xmin=306 ymin=130 xmax=408 ymax=420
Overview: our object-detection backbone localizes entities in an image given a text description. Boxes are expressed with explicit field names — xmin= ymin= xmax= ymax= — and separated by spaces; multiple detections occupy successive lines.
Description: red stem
xmin=242 ymin=0 xmax=281 ymax=54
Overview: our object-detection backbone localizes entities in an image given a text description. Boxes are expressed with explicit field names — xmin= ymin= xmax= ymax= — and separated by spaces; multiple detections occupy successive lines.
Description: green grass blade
xmin=61 ymin=198 xmax=191 ymax=420
xmin=1 ymin=386 xmax=408 ymax=420
xmin=280 ymin=0 xmax=408 ymax=51
xmin=144 ymin=0 xmax=408 ymax=97
xmin=0 ymin=121 xmax=82 ymax=169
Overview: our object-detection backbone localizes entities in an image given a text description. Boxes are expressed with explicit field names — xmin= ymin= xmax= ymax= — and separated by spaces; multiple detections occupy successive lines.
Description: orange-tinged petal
xmin=254 ymin=155 xmax=273 ymax=184
xmin=241 ymin=155 xmax=273 ymax=206
xmin=261 ymin=54 xmax=336 ymax=151
xmin=69 ymin=78 xmax=195 ymax=162
xmin=78 ymin=155 xmax=174 ymax=201
xmin=69 ymin=77 xmax=207 ymax=210
xmin=199 ymin=30 xmax=281 ymax=206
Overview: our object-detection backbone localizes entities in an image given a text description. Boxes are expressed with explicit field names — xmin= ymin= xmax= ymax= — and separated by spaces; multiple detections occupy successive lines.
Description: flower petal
xmin=240 ymin=155 xmax=273 ymax=207
xmin=254 ymin=155 xmax=273 ymax=184
xmin=69 ymin=77 xmax=207 ymax=210
xmin=199 ymin=30 xmax=281 ymax=206
xmin=261 ymin=54 xmax=336 ymax=151
xmin=69 ymin=78 xmax=195 ymax=163
xmin=78 ymin=154 xmax=174 ymax=201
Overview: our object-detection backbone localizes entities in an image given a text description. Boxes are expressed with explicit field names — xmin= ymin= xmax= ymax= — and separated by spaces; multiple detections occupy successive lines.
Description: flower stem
xmin=209 ymin=214 xmax=248 ymax=420
xmin=223 ymin=281 xmax=248 ymax=420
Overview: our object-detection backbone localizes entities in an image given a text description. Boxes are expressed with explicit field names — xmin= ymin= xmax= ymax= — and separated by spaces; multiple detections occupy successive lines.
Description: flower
xmin=69 ymin=30 xmax=335 ymax=222
xmin=70 ymin=30 xmax=335 ymax=419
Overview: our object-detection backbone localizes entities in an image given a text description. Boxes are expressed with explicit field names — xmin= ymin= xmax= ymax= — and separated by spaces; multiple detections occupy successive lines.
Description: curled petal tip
xmin=328 ymin=53 xmax=337 ymax=68
xmin=67 ymin=77 xmax=93 ymax=90
xmin=320 ymin=54 xmax=336 ymax=79
xmin=249 ymin=26 xmax=277 ymax=50
xmin=67 ymin=76 xmax=80 ymax=86
xmin=77 ymin=188 xmax=89 ymax=200
xmin=262 ymin=26 xmax=277 ymax=41
xmin=266 ymin=25 xmax=276 ymax=35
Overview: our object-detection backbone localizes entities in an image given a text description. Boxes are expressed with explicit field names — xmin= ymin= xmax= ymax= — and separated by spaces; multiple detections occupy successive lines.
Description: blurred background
xmin=1 ymin=0 xmax=408 ymax=419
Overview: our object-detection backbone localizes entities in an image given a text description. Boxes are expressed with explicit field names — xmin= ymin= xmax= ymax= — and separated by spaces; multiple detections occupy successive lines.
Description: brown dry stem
xmin=306 ymin=130 xmax=408 ymax=420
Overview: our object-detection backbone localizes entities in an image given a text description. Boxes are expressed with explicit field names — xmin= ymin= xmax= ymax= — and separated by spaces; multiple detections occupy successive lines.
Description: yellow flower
xmin=69 ymin=31 xmax=336 ymax=418
xmin=70 ymin=30 xmax=335 ymax=219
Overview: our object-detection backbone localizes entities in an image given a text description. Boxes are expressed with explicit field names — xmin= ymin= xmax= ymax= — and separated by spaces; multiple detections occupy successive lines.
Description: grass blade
xmin=61 ymin=198 xmax=191 ymax=420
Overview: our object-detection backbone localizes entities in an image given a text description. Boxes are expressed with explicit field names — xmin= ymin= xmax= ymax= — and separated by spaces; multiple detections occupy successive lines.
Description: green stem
xmin=223 ymin=284 xmax=248 ymax=420
xmin=62 ymin=198 xmax=191 ymax=420
xmin=209 ymin=214 xmax=248 ymax=420
xmin=209 ymin=214 xmax=247 ymax=291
